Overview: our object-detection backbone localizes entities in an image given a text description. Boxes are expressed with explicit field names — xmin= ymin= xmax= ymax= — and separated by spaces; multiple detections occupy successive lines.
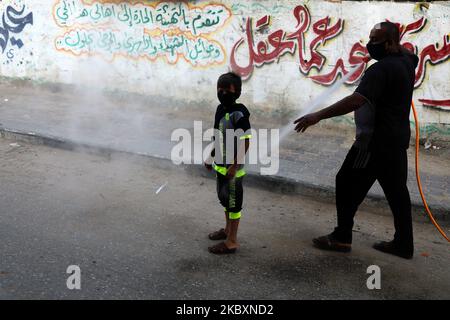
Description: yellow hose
xmin=411 ymin=101 xmax=450 ymax=242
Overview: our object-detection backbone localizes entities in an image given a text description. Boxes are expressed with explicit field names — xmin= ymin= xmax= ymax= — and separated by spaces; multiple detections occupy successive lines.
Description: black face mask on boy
xmin=218 ymin=91 xmax=236 ymax=106
xmin=366 ymin=40 xmax=388 ymax=61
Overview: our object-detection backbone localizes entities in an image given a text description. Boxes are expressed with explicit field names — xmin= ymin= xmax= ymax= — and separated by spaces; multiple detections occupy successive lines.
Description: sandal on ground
xmin=208 ymin=228 xmax=227 ymax=240
xmin=208 ymin=242 xmax=237 ymax=254
xmin=313 ymin=234 xmax=352 ymax=253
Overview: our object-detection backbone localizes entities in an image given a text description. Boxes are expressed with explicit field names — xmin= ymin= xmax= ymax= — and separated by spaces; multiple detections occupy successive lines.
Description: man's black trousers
xmin=332 ymin=146 xmax=414 ymax=253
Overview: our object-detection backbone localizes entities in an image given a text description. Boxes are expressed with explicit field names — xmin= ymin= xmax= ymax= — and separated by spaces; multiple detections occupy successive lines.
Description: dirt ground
xmin=0 ymin=137 xmax=449 ymax=299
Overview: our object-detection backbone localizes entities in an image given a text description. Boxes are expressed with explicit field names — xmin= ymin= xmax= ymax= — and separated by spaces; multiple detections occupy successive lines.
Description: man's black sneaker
xmin=373 ymin=241 xmax=413 ymax=259
xmin=313 ymin=234 xmax=352 ymax=253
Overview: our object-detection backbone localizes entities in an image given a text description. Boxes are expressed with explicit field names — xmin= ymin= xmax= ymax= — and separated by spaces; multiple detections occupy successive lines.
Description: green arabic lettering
xmin=155 ymin=13 xmax=163 ymax=25
xmin=56 ymin=1 xmax=70 ymax=22
xmin=104 ymin=7 xmax=113 ymax=18
xmin=90 ymin=3 xmax=102 ymax=21
xmin=133 ymin=9 xmax=141 ymax=25
xmin=212 ymin=47 xmax=221 ymax=59
xmin=192 ymin=14 xmax=202 ymax=35
xmin=79 ymin=8 xmax=88 ymax=18
xmin=118 ymin=4 xmax=131 ymax=25
xmin=124 ymin=36 xmax=134 ymax=53
xmin=161 ymin=4 xmax=169 ymax=14
xmin=149 ymin=8 xmax=154 ymax=24
xmin=142 ymin=35 xmax=152 ymax=51
xmin=113 ymin=32 xmax=121 ymax=51
xmin=140 ymin=8 xmax=150 ymax=25
xmin=64 ymin=31 xmax=81 ymax=47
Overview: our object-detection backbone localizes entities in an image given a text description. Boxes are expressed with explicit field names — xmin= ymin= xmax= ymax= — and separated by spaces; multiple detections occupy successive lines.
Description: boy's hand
xmin=226 ymin=164 xmax=237 ymax=179
xmin=204 ymin=163 xmax=213 ymax=171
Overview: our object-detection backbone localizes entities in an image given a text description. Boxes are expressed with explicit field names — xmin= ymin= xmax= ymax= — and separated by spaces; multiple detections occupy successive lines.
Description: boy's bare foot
xmin=224 ymin=239 xmax=239 ymax=249
xmin=208 ymin=241 xmax=237 ymax=254
xmin=208 ymin=228 xmax=227 ymax=240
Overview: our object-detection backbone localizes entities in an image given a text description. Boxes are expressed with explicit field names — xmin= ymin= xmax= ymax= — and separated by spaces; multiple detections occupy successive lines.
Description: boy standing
xmin=205 ymin=72 xmax=251 ymax=254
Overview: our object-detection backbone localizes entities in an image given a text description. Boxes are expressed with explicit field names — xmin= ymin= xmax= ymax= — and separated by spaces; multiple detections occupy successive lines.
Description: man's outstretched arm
xmin=294 ymin=92 xmax=367 ymax=133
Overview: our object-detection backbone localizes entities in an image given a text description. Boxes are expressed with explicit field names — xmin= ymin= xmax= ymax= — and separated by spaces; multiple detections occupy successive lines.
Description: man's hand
xmin=294 ymin=112 xmax=321 ymax=133
xmin=204 ymin=162 xmax=213 ymax=171
xmin=226 ymin=164 xmax=237 ymax=179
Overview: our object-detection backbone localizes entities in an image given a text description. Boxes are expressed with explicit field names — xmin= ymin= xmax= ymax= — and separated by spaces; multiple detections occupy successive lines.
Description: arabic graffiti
xmin=415 ymin=34 xmax=450 ymax=89
xmin=230 ymin=5 xmax=367 ymax=85
xmin=419 ymin=99 xmax=450 ymax=111
xmin=53 ymin=0 xmax=231 ymax=36
xmin=0 ymin=4 xmax=33 ymax=60
xmin=55 ymin=28 xmax=225 ymax=66
xmin=54 ymin=1 xmax=230 ymax=66
xmin=231 ymin=3 xmax=291 ymax=15
xmin=230 ymin=4 xmax=450 ymax=90
xmin=391 ymin=18 xmax=450 ymax=110
xmin=389 ymin=17 xmax=450 ymax=89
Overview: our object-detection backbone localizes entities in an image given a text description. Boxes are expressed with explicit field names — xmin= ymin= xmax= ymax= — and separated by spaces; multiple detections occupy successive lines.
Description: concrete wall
xmin=1 ymin=0 xmax=449 ymax=138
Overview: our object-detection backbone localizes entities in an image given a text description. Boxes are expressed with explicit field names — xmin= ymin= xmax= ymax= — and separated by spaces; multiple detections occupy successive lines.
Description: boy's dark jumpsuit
xmin=212 ymin=103 xmax=251 ymax=220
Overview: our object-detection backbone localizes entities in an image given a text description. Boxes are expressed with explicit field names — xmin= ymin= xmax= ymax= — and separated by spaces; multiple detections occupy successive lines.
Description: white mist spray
xmin=277 ymin=64 xmax=364 ymax=145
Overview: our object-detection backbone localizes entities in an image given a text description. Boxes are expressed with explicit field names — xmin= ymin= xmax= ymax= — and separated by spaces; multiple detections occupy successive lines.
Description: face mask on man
xmin=366 ymin=41 xmax=388 ymax=61
xmin=218 ymin=91 xmax=236 ymax=106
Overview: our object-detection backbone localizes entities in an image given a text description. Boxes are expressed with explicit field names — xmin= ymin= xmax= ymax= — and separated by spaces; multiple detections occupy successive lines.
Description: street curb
xmin=1 ymin=126 xmax=448 ymax=226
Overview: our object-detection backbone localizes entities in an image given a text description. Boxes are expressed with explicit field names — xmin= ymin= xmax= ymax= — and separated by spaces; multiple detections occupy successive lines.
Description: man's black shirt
xmin=355 ymin=51 xmax=419 ymax=150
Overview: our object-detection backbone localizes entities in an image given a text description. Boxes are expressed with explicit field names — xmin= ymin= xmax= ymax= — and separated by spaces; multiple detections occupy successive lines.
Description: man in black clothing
xmin=294 ymin=22 xmax=418 ymax=259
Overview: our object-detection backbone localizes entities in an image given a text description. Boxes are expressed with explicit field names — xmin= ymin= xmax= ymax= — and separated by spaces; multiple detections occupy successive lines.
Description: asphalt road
xmin=0 ymin=138 xmax=448 ymax=299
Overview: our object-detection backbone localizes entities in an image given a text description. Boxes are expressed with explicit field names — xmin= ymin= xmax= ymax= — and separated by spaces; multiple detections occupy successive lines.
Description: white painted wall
xmin=0 ymin=0 xmax=449 ymax=137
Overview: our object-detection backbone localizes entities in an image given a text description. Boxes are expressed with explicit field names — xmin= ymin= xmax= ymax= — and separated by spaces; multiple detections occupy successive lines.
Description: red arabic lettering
xmin=309 ymin=42 xmax=368 ymax=85
xmin=230 ymin=5 xmax=450 ymax=93
xmin=419 ymin=99 xmax=450 ymax=109
xmin=287 ymin=6 xmax=344 ymax=75
xmin=415 ymin=35 xmax=450 ymax=88
xmin=230 ymin=16 xmax=296 ymax=79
